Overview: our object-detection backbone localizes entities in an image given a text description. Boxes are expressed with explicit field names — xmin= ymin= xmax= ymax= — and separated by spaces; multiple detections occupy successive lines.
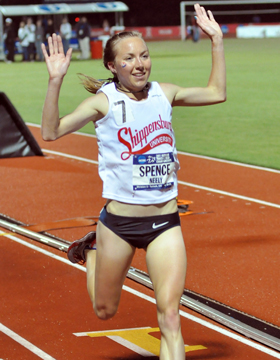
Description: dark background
xmin=1 ymin=0 xmax=279 ymax=27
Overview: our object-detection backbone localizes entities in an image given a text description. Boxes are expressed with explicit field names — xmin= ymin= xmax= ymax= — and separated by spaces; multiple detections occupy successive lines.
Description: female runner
xmin=41 ymin=4 xmax=226 ymax=359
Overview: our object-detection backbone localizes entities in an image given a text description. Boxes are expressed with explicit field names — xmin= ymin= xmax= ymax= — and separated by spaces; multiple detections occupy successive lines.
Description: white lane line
xmin=1 ymin=231 xmax=280 ymax=359
xmin=42 ymin=149 xmax=280 ymax=209
xmin=0 ymin=323 xmax=56 ymax=360
xmin=178 ymin=180 xmax=280 ymax=209
xmin=43 ymin=149 xmax=98 ymax=165
xmin=177 ymin=151 xmax=280 ymax=174
xmin=27 ymin=123 xmax=280 ymax=174
xmin=123 ymin=286 xmax=280 ymax=359
xmin=108 ymin=336 xmax=155 ymax=357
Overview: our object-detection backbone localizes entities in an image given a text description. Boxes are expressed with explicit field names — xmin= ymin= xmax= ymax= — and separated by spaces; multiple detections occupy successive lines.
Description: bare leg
xmin=146 ymin=226 xmax=187 ymax=360
xmin=86 ymin=221 xmax=135 ymax=320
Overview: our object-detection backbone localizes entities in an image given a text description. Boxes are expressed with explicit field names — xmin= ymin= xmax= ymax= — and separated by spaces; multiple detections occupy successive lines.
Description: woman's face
xmin=109 ymin=37 xmax=151 ymax=92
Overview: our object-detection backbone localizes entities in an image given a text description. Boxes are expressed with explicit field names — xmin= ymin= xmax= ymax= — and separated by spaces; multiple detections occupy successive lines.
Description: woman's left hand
xmin=194 ymin=3 xmax=223 ymax=40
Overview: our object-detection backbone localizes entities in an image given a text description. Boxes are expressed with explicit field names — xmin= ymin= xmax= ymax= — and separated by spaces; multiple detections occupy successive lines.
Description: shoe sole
xmin=67 ymin=231 xmax=96 ymax=264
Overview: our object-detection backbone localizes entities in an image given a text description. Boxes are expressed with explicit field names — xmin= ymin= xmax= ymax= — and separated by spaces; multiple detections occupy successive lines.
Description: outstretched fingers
xmin=41 ymin=34 xmax=72 ymax=79
xmin=41 ymin=42 xmax=48 ymax=60
xmin=194 ymin=3 xmax=206 ymax=19
xmin=194 ymin=3 xmax=222 ymax=38
xmin=50 ymin=33 xmax=61 ymax=55
xmin=48 ymin=34 xmax=55 ymax=55
xmin=207 ymin=9 xmax=215 ymax=21
xmin=57 ymin=34 xmax=65 ymax=55
xmin=65 ymin=47 xmax=73 ymax=61
xmin=45 ymin=33 xmax=65 ymax=57
xmin=194 ymin=4 xmax=210 ymax=24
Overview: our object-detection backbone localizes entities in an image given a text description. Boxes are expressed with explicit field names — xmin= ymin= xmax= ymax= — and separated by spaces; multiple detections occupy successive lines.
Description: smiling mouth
xmin=133 ymin=73 xmax=145 ymax=77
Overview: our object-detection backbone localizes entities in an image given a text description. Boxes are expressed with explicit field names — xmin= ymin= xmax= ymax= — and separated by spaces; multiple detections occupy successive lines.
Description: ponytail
xmin=78 ymin=73 xmax=118 ymax=94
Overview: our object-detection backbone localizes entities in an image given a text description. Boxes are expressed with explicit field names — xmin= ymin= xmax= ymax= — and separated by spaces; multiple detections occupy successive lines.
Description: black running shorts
xmin=99 ymin=206 xmax=181 ymax=249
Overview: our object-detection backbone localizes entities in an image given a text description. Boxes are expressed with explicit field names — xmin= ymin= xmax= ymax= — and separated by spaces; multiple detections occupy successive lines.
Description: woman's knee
xmin=157 ymin=306 xmax=181 ymax=335
xmin=94 ymin=301 xmax=118 ymax=320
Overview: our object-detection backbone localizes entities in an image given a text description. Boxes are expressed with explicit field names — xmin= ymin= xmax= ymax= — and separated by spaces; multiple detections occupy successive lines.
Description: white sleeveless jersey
xmin=95 ymin=81 xmax=180 ymax=204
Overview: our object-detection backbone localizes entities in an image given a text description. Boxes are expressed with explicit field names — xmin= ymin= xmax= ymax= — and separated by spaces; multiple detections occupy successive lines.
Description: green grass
xmin=1 ymin=38 xmax=280 ymax=169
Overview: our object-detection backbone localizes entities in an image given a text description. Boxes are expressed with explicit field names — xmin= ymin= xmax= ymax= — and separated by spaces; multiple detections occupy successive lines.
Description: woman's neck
xmin=115 ymin=82 xmax=150 ymax=100
xmin=115 ymin=83 xmax=149 ymax=94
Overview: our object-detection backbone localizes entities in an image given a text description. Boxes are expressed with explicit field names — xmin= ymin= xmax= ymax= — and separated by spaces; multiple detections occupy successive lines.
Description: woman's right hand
xmin=41 ymin=33 xmax=72 ymax=80
xmin=194 ymin=3 xmax=223 ymax=40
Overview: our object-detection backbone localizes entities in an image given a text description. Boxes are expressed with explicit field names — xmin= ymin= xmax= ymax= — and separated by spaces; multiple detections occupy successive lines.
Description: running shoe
xmin=67 ymin=231 xmax=96 ymax=265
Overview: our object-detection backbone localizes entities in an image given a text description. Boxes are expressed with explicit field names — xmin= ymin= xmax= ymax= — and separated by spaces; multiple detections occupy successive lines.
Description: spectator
xmin=18 ymin=21 xmax=29 ymax=62
xmin=26 ymin=17 xmax=36 ymax=61
xmin=252 ymin=15 xmax=261 ymax=23
xmin=102 ymin=19 xmax=110 ymax=35
xmin=60 ymin=16 xmax=72 ymax=53
xmin=76 ymin=16 xmax=91 ymax=59
xmin=45 ymin=18 xmax=55 ymax=40
xmin=35 ymin=19 xmax=45 ymax=61
xmin=186 ymin=14 xmax=200 ymax=42
xmin=4 ymin=18 xmax=16 ymax=63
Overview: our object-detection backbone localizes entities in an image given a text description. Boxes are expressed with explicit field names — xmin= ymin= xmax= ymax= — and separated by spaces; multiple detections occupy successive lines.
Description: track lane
xmin=1 ymin=139 xmax=279 ymax=327
xmin=0 ymin=124 xmax=279 ymax=337
xmin=29 ymin=125 xmax=280 ymax=327
xmin=1 ymin=233 xmax=279 ymax=360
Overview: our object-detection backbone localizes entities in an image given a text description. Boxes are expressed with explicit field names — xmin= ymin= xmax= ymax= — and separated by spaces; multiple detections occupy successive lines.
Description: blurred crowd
xmin=3 ymin=15 xmax=94 ymax=63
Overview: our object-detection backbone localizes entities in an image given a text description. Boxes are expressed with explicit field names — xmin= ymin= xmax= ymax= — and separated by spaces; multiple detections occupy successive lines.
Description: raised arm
xmin=162 ymin=3 xmax=226 ymax=107
xmin=41 ymin=34 xmax=107 ymax=141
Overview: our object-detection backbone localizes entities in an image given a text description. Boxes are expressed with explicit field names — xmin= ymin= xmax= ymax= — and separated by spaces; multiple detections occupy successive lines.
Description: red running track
xmin=0 ymin=125 xmax=279 ymax=359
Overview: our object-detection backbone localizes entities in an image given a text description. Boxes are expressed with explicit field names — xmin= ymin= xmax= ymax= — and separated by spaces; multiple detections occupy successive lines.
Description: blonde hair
xmin=79 ymin=31 xmax=144 ymax=94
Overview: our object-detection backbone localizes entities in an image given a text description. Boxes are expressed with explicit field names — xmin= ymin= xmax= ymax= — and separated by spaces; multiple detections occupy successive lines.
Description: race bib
xmin=133 ymin=152 xmax=175 ymax=191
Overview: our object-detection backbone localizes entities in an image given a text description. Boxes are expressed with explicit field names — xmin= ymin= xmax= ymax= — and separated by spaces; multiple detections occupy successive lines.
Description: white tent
xmin=0 ymin=1 xmax=129 ymax=60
